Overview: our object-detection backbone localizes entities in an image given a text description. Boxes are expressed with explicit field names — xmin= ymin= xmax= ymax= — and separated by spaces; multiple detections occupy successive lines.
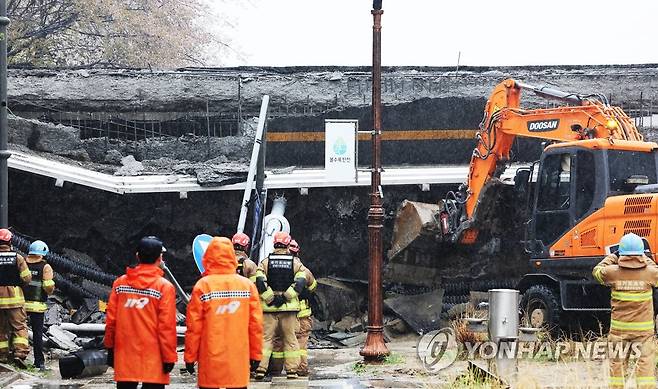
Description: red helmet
xmin=273 ymin=231 xmax=291 ymax=247
xmin=232 ymin=232 xmax=250 ymax=249
xmin=0 ymin=229 xmax=12 ymax=242
xmin=289 ymin=239 xmax=300 ymax=253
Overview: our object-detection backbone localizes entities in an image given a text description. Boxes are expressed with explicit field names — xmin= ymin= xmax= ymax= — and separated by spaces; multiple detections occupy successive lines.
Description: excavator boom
xmin=389 ymin=79 xmax=644 ymax=259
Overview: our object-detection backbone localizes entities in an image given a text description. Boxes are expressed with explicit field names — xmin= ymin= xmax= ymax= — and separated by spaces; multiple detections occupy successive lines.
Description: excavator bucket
xmin=388 ymin=200 xmax=442 ymax=260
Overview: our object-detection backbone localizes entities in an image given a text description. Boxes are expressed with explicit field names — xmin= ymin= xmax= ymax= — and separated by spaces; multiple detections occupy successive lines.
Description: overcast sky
xmin=207 ymin=0 xmax=658 ymax=67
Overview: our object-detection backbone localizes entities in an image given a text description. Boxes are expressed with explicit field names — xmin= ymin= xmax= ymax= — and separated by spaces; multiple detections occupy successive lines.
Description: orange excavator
xmin=390 ymin=79 xmax=657 ymax=328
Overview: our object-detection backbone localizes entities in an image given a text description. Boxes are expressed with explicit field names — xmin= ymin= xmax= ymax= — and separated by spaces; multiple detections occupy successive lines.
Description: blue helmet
xmin=618 ymin=233 xmax=644 ymax=256
xmin=28 ymin=240 xmax=49 ymax=256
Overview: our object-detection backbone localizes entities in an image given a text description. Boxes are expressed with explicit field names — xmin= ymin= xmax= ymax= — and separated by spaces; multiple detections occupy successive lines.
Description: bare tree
xmin=7 ymin=0 xmax=221 ymax=68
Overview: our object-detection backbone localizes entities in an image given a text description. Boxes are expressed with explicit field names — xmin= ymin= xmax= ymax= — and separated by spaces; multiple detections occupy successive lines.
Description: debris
xmin=330 ymin=315 xmax=363 ymax=333
xmin=115 ymin=155 xmax=144 ymax=176
xmin=339 ymin=332 xmax=366 ymax=347
xmin=70 ymin=298 xmax=101 ymax=324
xmin=383 ymin=318 xmax=409 ymax=335
xmin=311 ymin=319 xmax=330 ymax=332
xmin=325 ymin=332 xmax=355 ymax=342
xmin=314 ymin=278 xmax=365 ymax=323
xmin=44 ymin=303 xmax=68 ymax=327
xmin=46 ymin=325 xmax=81 ymax=352
xmin=104 ymin=149 xmax=123 ymax=164
xmin=384 ymin=289 xmax=444 ymax=334
xmin=7 ymin=114 xmax=90 ymax=161
xmin=271 ymin=166 xmax=296 ymax=175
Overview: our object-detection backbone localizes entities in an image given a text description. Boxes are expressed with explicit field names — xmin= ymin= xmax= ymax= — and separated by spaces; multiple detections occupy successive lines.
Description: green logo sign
xmin=333 ymin=137 xmax=347 ymax=155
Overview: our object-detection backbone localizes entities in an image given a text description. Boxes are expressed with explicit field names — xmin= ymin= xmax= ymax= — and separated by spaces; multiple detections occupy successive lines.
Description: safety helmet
xmin=289 ymin=239 xmax=300 ymax=254
xmin=618 ymin=233 xmax=645 ymax=256
xmin=273 ymin=231 xmax=291 ymax=247
xmin=0 ymin=228 xmax=12 ymax=243
xmin=29 ymin=240 xmax=49 ymax=256
xmin=232 ymin=232 xmax=250 ymax=250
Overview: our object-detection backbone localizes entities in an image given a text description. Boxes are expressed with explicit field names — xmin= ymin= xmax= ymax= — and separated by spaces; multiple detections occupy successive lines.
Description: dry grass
xmin=453 ymin=318 xmax=487 ymax=346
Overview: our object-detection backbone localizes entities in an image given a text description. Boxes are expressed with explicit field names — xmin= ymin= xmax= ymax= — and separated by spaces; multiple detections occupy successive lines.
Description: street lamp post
xmin=0 ymin=0 xmax=9 ymax=228
xmin=360 ymin=0 xmax=390 ymax=362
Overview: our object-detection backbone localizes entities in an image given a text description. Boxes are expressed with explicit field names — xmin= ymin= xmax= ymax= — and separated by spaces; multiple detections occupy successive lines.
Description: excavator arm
xmin=388 ymin=79 xmax=643 ymax=259
xmin=458 ymin=79 xmax=642 ymax=243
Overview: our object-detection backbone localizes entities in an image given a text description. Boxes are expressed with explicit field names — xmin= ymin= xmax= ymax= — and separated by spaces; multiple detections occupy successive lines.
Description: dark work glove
xmin=272 ymin=295 xmax=286 ymax=307
xmin=106 ymin=348 xmax=114 ymax=367
xmin=185 ymin=362 xmax=195 ymax=374
xmin=163 ymin=362 xmax=175 ymax=373
xmin=299 ymin=289 xmax=310 ymax=301
xmin=250 ymin=359 xmax=260 ymax=372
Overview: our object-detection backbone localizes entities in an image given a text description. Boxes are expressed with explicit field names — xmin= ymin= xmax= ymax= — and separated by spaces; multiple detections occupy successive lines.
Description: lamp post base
xmin=359 ymin=326 xmax=390 ymax=361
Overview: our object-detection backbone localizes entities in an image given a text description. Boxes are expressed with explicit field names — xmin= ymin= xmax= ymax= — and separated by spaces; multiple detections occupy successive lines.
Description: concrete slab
xmin=384 ymin=290 xmax=444 ymax=334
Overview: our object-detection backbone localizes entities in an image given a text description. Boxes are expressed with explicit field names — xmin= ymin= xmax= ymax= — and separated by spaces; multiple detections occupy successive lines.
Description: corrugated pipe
xmin=11 ymin=233 xmax=116 ymax=286
xmin=54 ymin=273 xmax=100 ymax=300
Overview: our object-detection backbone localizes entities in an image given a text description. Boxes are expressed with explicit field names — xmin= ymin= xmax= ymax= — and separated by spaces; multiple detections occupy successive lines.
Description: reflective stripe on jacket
xmin=0 ymin=246 xmax=31 ymax=309
xmin=23 ymin=257 xmax=55 ymax=313
xmin=257 ymin=249 xmax=308 ymax=313
xmin=104 ymin=264 xmax=177 ymax=384
xmin=298 ymin=265 xmax=317 ymax=318
xmin=185 ymin=237 xmax=263 ymax=388
xmin=593 ymin=254 xmax=658 ymax=335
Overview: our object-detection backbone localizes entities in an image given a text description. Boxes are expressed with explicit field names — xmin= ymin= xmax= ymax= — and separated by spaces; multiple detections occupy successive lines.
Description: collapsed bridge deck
xmin=9 ymin=150 xmax=524 ymax=194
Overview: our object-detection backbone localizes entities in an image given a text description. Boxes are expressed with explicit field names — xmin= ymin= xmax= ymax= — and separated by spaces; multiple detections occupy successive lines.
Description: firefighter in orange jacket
xmin=0 ymin=229 xmax=31 ymax=365
xmin=592 ymin=233 xmax=658 ymax=389
xmin=104 ymin=236 xmax=178 ymax=389
xmin=184 ymin=236 xmax=263 ymax=389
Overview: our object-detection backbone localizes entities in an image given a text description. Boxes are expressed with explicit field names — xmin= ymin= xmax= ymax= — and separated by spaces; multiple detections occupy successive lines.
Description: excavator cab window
xmin=534 ymin=152 xmax=573 ymax=247
xmin=575 ymin=151 xmax=595 ymax=218
xmin=608 ymin=150 xmax=657 ymax=195
xmin=537 ymin=154 xmax=571 ymax=211
xmin=530 ymin=149 xmax=602 ymax=254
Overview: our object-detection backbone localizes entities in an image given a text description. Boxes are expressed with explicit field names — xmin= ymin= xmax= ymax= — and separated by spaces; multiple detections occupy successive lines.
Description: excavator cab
xmin=517 ymin=140 xmax=658 ymax=332
xmin=525 ymin=139 xmax=658 ymax=260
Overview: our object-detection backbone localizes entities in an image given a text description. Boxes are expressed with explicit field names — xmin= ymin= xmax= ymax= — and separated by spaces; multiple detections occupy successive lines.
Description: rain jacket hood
xmin=125 ymin=263 xmax=164 ymax=289
xmin=185 ymin=236 xmax=263 ymax=388
xmin=618 ymin=255 xmax=647 ymax=269
xmin=202 ymin=237 xmax=237 ymax=276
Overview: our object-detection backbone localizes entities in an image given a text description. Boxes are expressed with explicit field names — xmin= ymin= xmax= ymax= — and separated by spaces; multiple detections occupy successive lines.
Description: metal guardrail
xmin=7 ymin=149 xmax=526 ymax=195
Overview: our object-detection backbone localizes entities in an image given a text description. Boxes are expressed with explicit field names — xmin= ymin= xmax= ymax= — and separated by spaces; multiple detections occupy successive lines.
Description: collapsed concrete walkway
xmin=9 ymin=149 xmax=527 ymax=195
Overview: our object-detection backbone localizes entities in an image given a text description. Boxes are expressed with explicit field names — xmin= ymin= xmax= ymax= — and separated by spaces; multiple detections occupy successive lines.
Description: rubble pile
xmin=36 ymin=296 xmax=106 ymax=361
xmin=7 ymin=114 xmax=252 ymax=186
xmin=309 ymin=276 xmax=519 ymax=349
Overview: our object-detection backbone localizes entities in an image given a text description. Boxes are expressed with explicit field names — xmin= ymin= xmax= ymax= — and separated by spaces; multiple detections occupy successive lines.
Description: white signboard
xmin=325 ymin=120 xmax=357 ymax=181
